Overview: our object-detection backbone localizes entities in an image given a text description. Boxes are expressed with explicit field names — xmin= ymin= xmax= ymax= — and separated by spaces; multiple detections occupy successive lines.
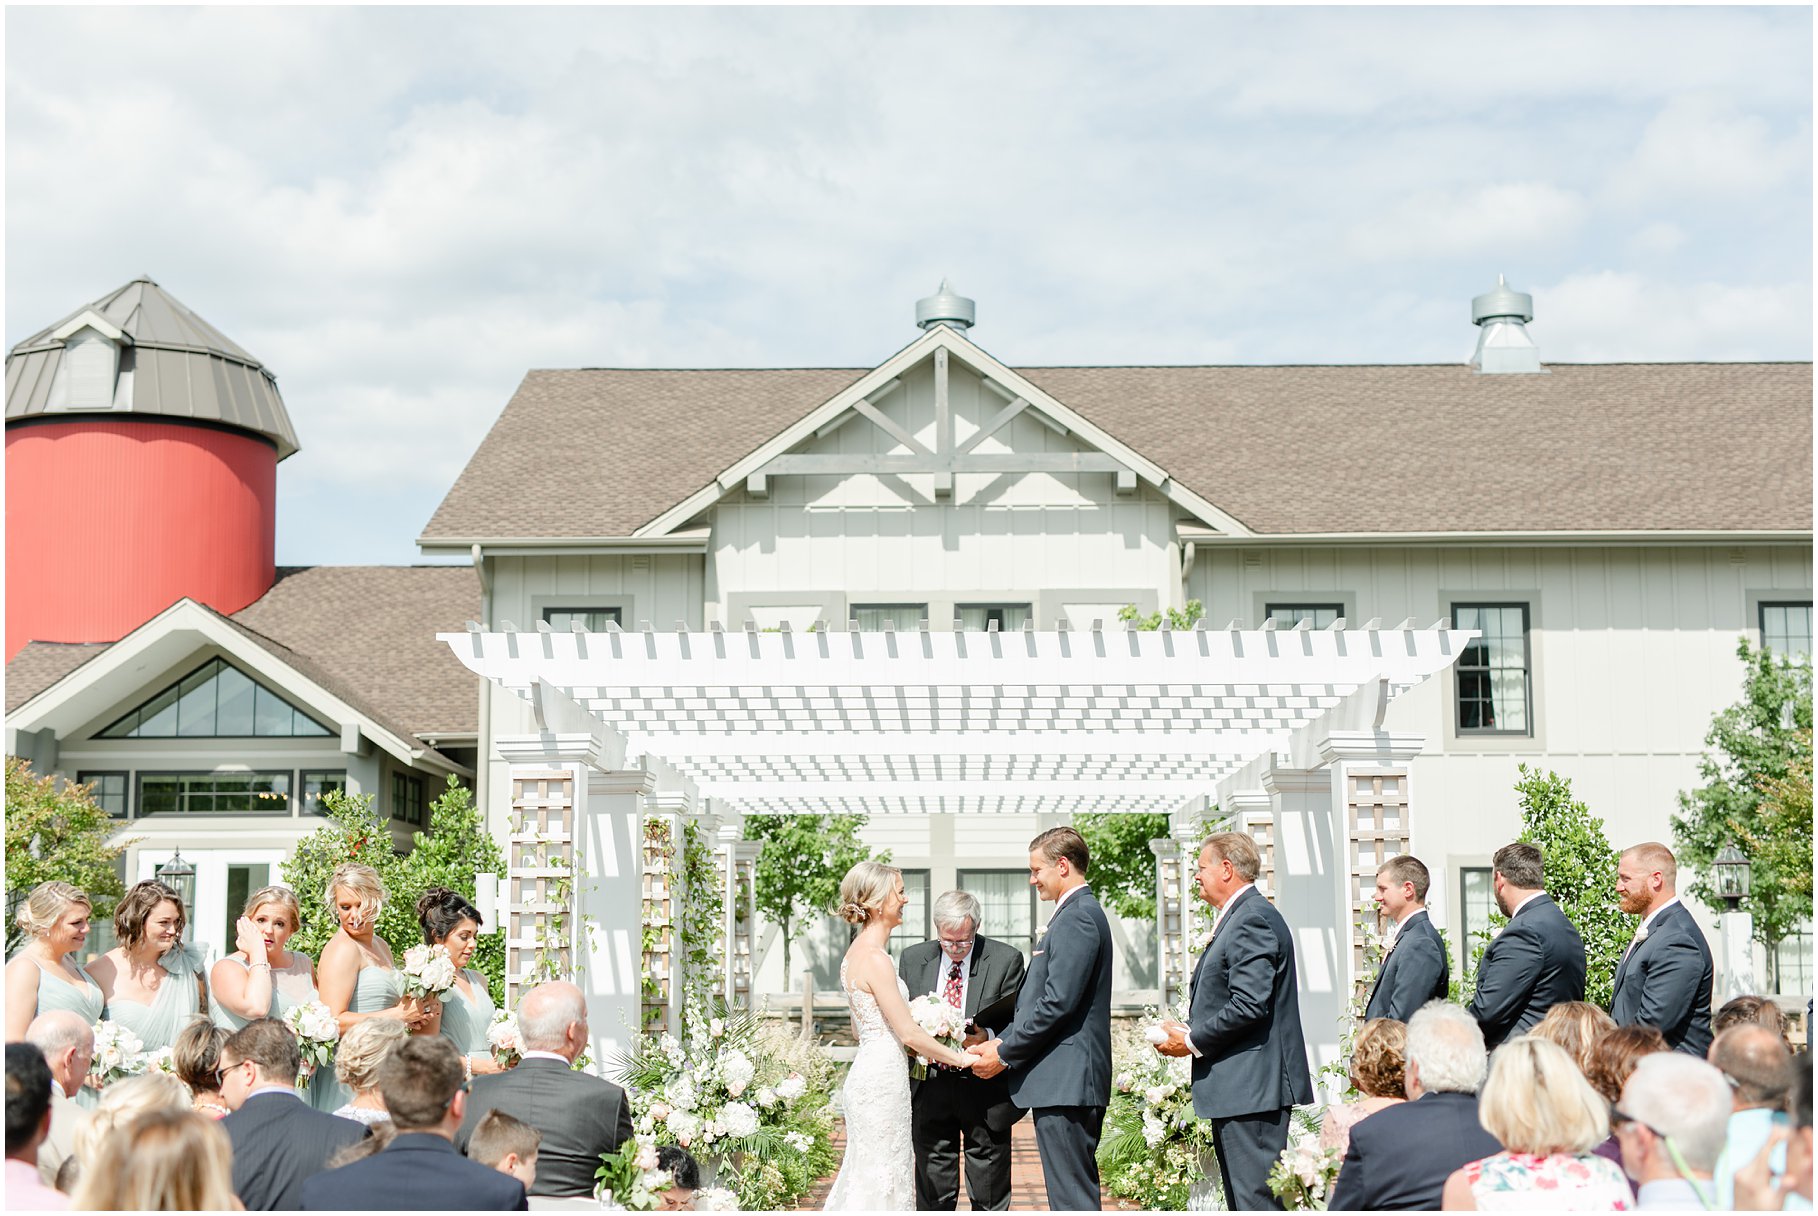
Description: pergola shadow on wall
xmin=442 ymin=617 xmax=1472 ymax=1084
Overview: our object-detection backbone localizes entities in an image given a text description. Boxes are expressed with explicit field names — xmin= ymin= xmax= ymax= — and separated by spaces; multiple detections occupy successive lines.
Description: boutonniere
xmin=1633 ymin=925 xmax=1650 ymax=943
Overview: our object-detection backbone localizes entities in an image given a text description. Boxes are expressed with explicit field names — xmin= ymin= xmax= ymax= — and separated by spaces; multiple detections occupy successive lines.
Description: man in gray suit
xmin=1611 ymin=842 xmax=1714 ymax=1055
xmin=971 ymin=827 xmax=1113 ymax=1212
xmin=1364 ymin=855 xmax=1450 ymax=1023
xmin=1157 ymin=832 xmax=1313 ymax=1211
xmin=898 ymin=889 xmax=1027 ymax=1211
xmin=1466 ymin=842 xmax=1586 ymax=1050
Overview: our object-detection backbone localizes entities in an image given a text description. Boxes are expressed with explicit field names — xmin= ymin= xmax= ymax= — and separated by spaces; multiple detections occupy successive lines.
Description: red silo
xmin=4 ymin=277 xmax=300 ymax=659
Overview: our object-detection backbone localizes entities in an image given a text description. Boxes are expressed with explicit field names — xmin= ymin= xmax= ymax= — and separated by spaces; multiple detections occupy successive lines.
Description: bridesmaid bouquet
xmin=487 ymin=1009 xmax=522 ymax=1068
xmin=593 ymin=1134 xmax=672 ymax=1211
xmin=1267 ymin=1124 xmax=1341 ymax=1211
xmin=282 ymin=1000 xmax=340 ymax=1082
xmin=89 ymin=1021 xmax=147 ymax=1085
xmin=399 ymin=943 xmax=459 ymax=1001
xmin=905 ymin=993 xmax=967 ymax=1080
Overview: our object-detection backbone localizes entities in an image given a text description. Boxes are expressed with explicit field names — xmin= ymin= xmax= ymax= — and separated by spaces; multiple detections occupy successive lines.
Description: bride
xmin=823 ymin=861 xmax=981 ymax=1211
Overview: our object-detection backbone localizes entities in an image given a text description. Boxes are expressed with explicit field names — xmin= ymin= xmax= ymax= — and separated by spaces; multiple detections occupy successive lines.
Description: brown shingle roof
xmin=6 ymin=567 xmax=479 ymax=738
xmin=421 ymin=362 xmax=1812 ymax=539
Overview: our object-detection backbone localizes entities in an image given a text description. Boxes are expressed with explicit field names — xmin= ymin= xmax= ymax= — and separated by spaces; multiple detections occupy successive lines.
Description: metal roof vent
xmin=915 ymin=279 xmax=976 ymax=332
xmin=1469 ymin=275 xmax=1544 ymax=374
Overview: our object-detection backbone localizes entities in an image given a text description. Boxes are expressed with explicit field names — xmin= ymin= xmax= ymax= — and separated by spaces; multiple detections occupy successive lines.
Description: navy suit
xmin=1610 ymin=900 xmax=1715 ymax=1056
xmin=300 ymin=1132 xmax=527 ymax=1211
xmin=1186 ymin=886 xmax=1315 ymax=1212
xmin=899 ymin=935 xmax=1027 ymax=1211
xmin=1328 ymin=1090 xmax=1503 ymax=1210
xmin=221 ymin=1091 xmax=368 ymax=1211
xmin=1364 ymin=908 xmax=1450 ymax=1023
xmin=1466 ymin=892 xmax=1586 ymax=1050
xmin=994 ymin=887 xmax=1113 ymax=1212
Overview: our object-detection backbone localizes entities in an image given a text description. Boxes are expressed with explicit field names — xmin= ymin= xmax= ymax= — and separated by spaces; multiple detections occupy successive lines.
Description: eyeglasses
xmin=443 ymin=1079 xmax=471 ymax=1110
xmin=213 ymin=1059 xmax=246 ymax=1087
xmin=939 ymin=938 xmax=976 ymax=949
xmin=1610 ymin=1108 xmax=1667 ymax=1139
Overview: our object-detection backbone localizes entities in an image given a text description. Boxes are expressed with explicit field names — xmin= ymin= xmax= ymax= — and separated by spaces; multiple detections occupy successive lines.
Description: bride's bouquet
xmin=905 ymin=993 xmax=967 ymax=1081
xmin=399 ymin=943 xmax=460 ymax=1002
xmin=283 ymin=1000 xmax=340 ymax=1083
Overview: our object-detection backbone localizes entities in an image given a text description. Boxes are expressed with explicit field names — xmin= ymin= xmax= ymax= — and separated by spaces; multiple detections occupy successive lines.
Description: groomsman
xmin=1364 ymin=855 xmax=1450 ymax=1023
xmin=897 ymin=890 xmax=1027 ymax=1211
xmin=1156 ymin=832 xmax=1313 ymax=1212
xmin=1465 ymin=842 xmax=1586 ymax=1050
xmin=1611 ymin=842 xmax=1714 ymax=1056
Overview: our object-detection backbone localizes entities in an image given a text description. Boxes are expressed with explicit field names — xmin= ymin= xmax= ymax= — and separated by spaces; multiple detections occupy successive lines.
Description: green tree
xmin=1072 ymin=600 xmax=1209 ymax=921
xmin=743 ymin=814 xmax=885 ymax=978
xmin=1673 ymin=639 xmax=1814 ymax=986
xmin=281 ymin=777 xmax=507 ymax=1004
xmin=1509 ymin=765 xmax=1629 ymax=1007
xmin=4 ymin=758 xmax=139 ymax=954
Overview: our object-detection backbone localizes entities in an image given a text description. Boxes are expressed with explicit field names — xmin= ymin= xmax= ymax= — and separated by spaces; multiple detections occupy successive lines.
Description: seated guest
xmin=1441 ymin=1036 xmax=1629 ymax=1210
xmin=468 ymin=1109 xmax=541 ymax=1190
xmin=330 ymin=1017 xmax=411 ymax=1126
xmin=219 ymin=1017 xmax=368 ymax=1210
xmin=6 ymin=1043 xmax=69 ymax=1211
xmin=173 ymin=1015 xmax=233 ymax=1118
xmin=69 ymin=1108 xmax=238 ymax=1210
xmin=1533 ymin=1002 xmax=1625 ymax=1187
xmin=1330 ymin=1002 xmax=1502 ymax=1211
xmin=455 ymin=981 xmax=634 ymax=1198
xmin=1584 ymin=1024 xmax=1669 ymax=1107
xmin=1715 ymin=995 xmax=1793 ymax=1050
xmin=1319 ymin=1018 xmax=1408 ymax=1158
xmin=300 ymin=1036 xmax=527 ymax=1211
xmin=1708 ymin=1024 xmax=1799 ymax=1210
xmin=658 ymin=1144 xmax=701 ymax=1211
xmin=1614 ymin=1052 xmax=1732 ymax=1210
xmin=1611 ymin=843 xmax=1714 ymax=1055
xmin=60 ymin=1070 xmax=192 ymax=1193
xmin=21 ymin=1011 xmax=91 ymax=1186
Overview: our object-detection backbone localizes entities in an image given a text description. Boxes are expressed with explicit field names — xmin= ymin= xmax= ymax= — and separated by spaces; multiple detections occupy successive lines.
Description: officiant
xmin=896 ymin=890 xmax=1027 ymax=1211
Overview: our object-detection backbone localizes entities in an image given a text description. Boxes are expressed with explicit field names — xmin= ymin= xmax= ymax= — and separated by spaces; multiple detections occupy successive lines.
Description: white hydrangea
xmin=665 ymin=1074 xmax=698 ymax=1112
xmin=718 ymin=1100 xmax=759 ymax=1140
xmin=754 ymin=1086 xmax=779 ymax=1108
xmin=720 ymin=1049 xmax=755 ymax=1097
xmin=783 ymin=1130 xmax=813 ymax=1153
xmin=694 ymin=1187 xmax=739 ymax=1211
xmin=666 ymin=1111 xmax=700 ymax=1147
xmin=774 ymin=1073 xmax=807 ymax=1102
xmin=1141 ymin=1110 xmax=1166 ymax=1149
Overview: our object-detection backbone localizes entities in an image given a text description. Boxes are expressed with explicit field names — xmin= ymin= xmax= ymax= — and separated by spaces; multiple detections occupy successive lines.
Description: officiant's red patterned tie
xmin=945 ymin=959 xmax=963 ymax=1010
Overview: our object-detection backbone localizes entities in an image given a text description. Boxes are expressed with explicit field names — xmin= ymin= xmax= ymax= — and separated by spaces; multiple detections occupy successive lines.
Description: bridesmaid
xmin=4 ymin=882 xmax=104 ymax=1043
xmin=209 ymin=885 xmax=335 ymax=1107
xmin=86 ymin=881 xmax=209 ymax=1056
xmin=414 ymin=888 xmax=504 ymax=1075
xmin=315 ymin=863 xmax=428 ymax=1110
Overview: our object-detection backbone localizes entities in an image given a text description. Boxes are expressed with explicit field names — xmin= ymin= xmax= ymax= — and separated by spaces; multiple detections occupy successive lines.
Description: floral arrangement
xmin=399 ymin=942 xmax=459 ymax=1001
xmin=904 ymin=992 xmax=966 ymax=1080
xmin=594 ymin=1134 xmax=672 ymax=1210
xmin=89 ymin=1020 xmax=147 ymax=1085
xmin=1097 ymin=1017 xmax=1219 ymax=1211
xmin=487 ymin=1009 xmax=522 ymax=1068
xmin=615 ymin=1004 xmax=839 ymax=1211
xmin=692 ymin=1187 xmax=739 ymax=1211
xmin=141 ymin=1046 xmax=177 ymax=1076
xmin=1267 ymin=1121 xmax=1341 ymax=1211
xmin=283 ymin=1000 xmax=340 ymax=1083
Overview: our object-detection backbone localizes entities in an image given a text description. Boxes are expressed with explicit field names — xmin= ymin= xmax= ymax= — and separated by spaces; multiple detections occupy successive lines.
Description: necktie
xmin=945 ymin=959 xmax=963 ymax=1010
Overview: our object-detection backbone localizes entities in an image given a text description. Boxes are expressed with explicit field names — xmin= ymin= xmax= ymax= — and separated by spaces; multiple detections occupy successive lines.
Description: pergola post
xmin=1150 ymin=835 xmax=1186 ymax=1008
xmin=581 ymin=766 xmax=656 ymax=1063
xmin=1260 ymin=760 xmax=1343 ymax=1092
xmin=1318 ymin=733 xmax=1426 ymax=1006
xmin=716 ymin=817 xmax=760 ymax=1010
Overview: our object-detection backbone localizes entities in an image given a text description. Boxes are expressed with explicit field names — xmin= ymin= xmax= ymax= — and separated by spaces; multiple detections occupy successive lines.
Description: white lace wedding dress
xmin=821 ymin=958 xmax=916 ymax=1210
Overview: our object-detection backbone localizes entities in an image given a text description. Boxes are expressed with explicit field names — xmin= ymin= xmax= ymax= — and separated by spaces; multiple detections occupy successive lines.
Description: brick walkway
xmin=802 ymin=1116 xmax=1137 ymax=1211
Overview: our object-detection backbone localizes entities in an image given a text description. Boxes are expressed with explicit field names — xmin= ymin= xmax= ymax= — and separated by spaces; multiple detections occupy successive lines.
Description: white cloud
xmin=1538 ymin=271 xmax=1811 ymax=363
xmin=1628 ymin=222 xmax=1688 ymax=257
xmin=1605 ymin=94 xmax=1811 ymax=204
xmin=1346 ymin=183 xmax=1589 ymax=262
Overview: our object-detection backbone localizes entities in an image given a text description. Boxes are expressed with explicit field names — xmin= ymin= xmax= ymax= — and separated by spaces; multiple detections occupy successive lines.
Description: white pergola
xmin=444 ymin=618 xmax=1473 ymax=1077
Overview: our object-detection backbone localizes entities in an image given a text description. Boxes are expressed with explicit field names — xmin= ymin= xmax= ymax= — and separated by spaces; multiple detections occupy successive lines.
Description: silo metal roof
xmin=5 ymin=277 xmax=300 ymax=459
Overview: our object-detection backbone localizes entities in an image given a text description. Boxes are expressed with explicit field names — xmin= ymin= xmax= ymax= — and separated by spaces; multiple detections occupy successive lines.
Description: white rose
xmin=775 ymin=1074 xmax=807 ymax=1102
xmin=709 ymin=1018 xmax=724 ymax=1038
xmin=754 ymin=1086 xmax=778 ymax=1108
xmin=720 ymin=1049 xmax=755 ymax=1096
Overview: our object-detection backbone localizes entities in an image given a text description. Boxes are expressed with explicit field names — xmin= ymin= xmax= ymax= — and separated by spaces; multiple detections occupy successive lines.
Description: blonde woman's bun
xmin=836 ymin=901 xmax=871 ymax=925
xmin=835 ymin=860 xmax=900 ymax=927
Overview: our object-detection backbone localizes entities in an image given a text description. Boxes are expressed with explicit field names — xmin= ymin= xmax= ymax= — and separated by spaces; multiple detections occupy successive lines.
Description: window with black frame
xmin=1265 ymin=603 xmax=1343 ymax=629
xmin=1460 ymin=866 xmax=1495 ymax=958
xmin=391 ymin=772 xmax=426 ymax=825
xmin=888 ymin=870 xmax=931 ymax=957
xmin=77 ymin=772 xmax=129 ymax=818
xmin=1453 ymin=603 xmax=1533 ymax=735
xmin=958 ymin=869 xmax=1038 ymax=956
xmin=957 ymin=604 xmax=1032 ymax=632
xmin=138 ymin=771 xmax=291 ymax=815
xmin=1760 ymin=602 xmax=1813 ymax=658
xmin=542 ymin=607 xmax=624 ymax=632
xmin=852 ymin=604 xmax=928 ymax=632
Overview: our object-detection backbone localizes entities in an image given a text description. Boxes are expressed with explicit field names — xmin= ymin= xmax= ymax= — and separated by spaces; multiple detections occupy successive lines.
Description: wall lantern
xmin=155 ymin=849 xmax=197 ymax=922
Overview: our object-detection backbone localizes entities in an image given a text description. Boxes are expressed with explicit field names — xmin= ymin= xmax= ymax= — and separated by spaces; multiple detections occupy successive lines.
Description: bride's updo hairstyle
xmin=836 ymin=861 xmax=901 ymax=925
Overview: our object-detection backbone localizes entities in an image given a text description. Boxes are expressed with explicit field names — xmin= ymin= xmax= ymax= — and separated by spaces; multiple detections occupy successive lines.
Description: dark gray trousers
xmin=1211 ymin=1106 xmax=1293 ymax=1211
xmin=911 ymin=1071 xmax=1020 ymax=1210
xmin=1031 ymin=1105 xmax=1104 ymax=1211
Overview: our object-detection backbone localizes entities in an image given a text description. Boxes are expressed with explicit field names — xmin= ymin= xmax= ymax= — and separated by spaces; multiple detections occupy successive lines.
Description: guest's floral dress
xmin=1462 ymin=1151 xmax=1632 ymax=1211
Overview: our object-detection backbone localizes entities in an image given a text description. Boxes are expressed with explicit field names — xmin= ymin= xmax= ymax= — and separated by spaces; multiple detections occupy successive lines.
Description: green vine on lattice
xmin=679 ymin=819 xmax=724 ymax=1018
xmin=641 ymin=817 xmax=678 ymax=1027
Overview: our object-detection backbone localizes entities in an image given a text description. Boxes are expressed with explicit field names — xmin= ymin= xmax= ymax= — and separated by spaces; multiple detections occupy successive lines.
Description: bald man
xmin=1611 ymin=842 xmax=1714 ymax=1055
xmin=23 ymin=1010 xmax=92 ymax=1187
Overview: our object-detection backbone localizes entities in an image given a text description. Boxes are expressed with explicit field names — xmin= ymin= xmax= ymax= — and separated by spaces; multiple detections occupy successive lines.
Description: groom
xmin=971 ymin=826 xmax=1113 ymax=1211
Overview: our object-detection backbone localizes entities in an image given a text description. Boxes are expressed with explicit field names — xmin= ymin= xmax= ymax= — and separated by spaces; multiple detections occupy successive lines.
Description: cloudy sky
xmin=7 ymin=6 xmax=1810 ymax=566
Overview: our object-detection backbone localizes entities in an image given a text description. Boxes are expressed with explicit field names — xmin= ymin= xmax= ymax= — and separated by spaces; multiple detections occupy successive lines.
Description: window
xmin=223 ymin=863 xmax=271 ymax=947
xmin=1761 ymin=602 xmax=1813 ymax=658
xmin=138 ymin=771 xmax=291 ymax=815
xmin=959 ymin=869 xmax=1038 ymax=956
xmin=99 ymin=659 xmax=332 ymax=738
xmin=889 ymin=870 xmax=932 ymax=958
xmin=957 ymin=603 xmax=1031 ymax=632
xmin=1453 ymin=604 xmax=1532 ymax=735
xmin=300 ymin=770 xmax=347 ymax=814
xmin=1265 ymin=603 xmax=1343 ymax=629
xmin=77 ymin=772 xmax=129 ymax=818
xmin=851 ymin=604 xmax=927 ymax=632
xmin=391 ymin=773 xmax=426 ymax=826
xmin=542 ymin=607 xmax=623 ymax=632
xmin=1775 ymin=922 xmax=1813 ymax=995
xmin=1460 ymin=867 xmax=1495 ymax=957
